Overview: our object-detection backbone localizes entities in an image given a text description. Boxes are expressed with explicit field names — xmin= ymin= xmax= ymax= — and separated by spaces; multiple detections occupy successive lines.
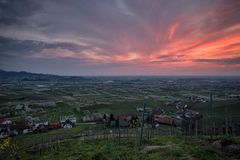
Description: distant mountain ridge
xmin=0 ymin=69 xmax=86 ymax=81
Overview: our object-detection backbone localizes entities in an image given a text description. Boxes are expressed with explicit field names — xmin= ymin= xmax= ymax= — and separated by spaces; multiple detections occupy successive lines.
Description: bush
xmin=92 ymin=148 xmax=108 ymax=160
xmin=0 ymin=137 xmax=19 ymax=160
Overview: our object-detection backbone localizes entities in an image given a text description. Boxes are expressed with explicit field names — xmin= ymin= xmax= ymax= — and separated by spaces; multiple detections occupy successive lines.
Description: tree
xmin=108 ymin=113 xmax=115 ymax=127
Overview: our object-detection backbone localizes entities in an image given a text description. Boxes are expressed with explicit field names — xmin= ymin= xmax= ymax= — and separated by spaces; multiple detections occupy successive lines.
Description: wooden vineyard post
xmin=140 ymin=102 xmax=145 ymax=145
xmin=195 ymin=120 xmax=198 ymax=136
xmin=118 ymin=126 xmax=121 ymax=144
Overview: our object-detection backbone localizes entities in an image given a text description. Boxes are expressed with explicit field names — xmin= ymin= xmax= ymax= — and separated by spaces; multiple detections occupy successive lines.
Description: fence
xmin=182 ymin=116 xmax=240 ymax=136
xmin=16 ymin=113 xmax=240 ymax=156
xmin=16 ymin=117 xmax=240 ymax=156
xmin=19 ymin=125 xmax=181 ymax=155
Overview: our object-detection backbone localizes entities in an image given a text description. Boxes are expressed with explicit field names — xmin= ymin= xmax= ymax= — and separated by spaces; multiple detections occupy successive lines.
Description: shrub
xmin=92 ymin=148 xmax=108 ymax=160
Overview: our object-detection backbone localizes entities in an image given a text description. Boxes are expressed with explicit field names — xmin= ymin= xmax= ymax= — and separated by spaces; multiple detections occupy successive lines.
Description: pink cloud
xmin=168 ymin=22 xmax=180 ymax=40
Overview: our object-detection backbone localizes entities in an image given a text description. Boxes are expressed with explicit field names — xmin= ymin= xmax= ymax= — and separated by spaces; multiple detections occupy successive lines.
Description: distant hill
xmin=0 ymin=69 xmax=86 ymax=82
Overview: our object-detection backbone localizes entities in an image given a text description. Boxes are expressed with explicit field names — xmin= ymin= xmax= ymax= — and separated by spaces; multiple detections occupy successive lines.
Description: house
xmin=0 ymin=118 xmax=13 ymax=134
xmin=48 ymin=122 xmax=61 ymax=130
xmin=0 ymin=118 xmax=12 ymax=125
xmin=184 ymin=110 xmax=202 ymax=120
xmin=13 ymin=123 xmax=32 ymax=134
xmin=175 ymin=110 xmax=203 ymax=133
xmin=34 ymin=120 xmax=48 ymax=129
xmin=33 ymin=120 xmax=49 ymax=133
xmin=0 ymin=118 xmax=6 ymax=124
xmin=68 ymin=117 xmax=77 ymax=124
xmin=154 ymin=115 xmax=175 ymax=126
xmin=0 ymin=124 xmax=9 ymax=138
xmin=60 ymin=116 xmax=77 ymax=125
xmin=61 ymin=119 xmax=74 ymax=128
xmin=136 ymin=107 xmax=152 ymax=113
xmin=0 ymin=119 xmax=17 ymax=138
xmin=34 ymin=124 xmax=48 ymax=133
xmin=60 ymin=116 xmax=75 ymax=128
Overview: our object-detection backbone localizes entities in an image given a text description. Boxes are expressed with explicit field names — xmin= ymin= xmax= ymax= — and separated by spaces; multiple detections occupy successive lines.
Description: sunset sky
xmin=0 ymin=0 xmax=240 ymax=76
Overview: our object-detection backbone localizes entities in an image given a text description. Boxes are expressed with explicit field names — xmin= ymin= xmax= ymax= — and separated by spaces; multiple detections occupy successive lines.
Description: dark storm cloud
xmin=0 ymin=36 xmax=86 ymax=57
xmin=0 ymin=0 xmax=43 ymax=25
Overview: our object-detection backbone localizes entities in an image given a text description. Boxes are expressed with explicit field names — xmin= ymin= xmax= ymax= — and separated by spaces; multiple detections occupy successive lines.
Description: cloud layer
xmin=0 ymin=0 xmax=240 ymax=75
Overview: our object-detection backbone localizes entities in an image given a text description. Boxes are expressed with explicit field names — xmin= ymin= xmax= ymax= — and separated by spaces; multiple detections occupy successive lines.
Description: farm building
xmin=13 ymin=123 xmax=32 ymax=134
xmin=48 ymin=122 xmax=61 ymax=130
xmin=154 ymin=115 xmax=175 ymax=126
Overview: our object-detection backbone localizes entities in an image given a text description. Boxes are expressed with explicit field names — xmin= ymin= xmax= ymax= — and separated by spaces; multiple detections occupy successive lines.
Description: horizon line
xmin=1 ymin=69 xmax=240 ymax=77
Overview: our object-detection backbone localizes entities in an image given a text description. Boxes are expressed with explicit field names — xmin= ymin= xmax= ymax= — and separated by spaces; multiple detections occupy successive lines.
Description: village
xmin=0 ymin=115 xmax=77 ymax=138
xmin=0 ymin=97 xmax=213 ymax=139
xmin=1 ymin=88 xmax=240 ymax=140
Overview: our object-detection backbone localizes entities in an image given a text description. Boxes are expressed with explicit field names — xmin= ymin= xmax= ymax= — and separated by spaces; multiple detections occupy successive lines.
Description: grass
xmin=14 ymin=124 xmax=103 ymax=147
xmin=193 ymin=100 xmax=240 ymax=126
xmin=18 ymin=136 xmax=240 ymax=160
xmin=194 ymin=100 xmax=240 ymax=116
xmin=81 ymin=98 xmax=176 ymax=115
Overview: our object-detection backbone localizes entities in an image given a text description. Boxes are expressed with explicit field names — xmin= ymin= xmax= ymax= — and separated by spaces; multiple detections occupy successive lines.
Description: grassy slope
xmin=193 ymin=100 xmax=240 ymax=125
xmin=194 ymin=100 xmax=240 ymax=116
xmin=14 ymin=124 xmax=102 ymax=148
xmin=20 ymin=136 xmax=240 ymax=160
